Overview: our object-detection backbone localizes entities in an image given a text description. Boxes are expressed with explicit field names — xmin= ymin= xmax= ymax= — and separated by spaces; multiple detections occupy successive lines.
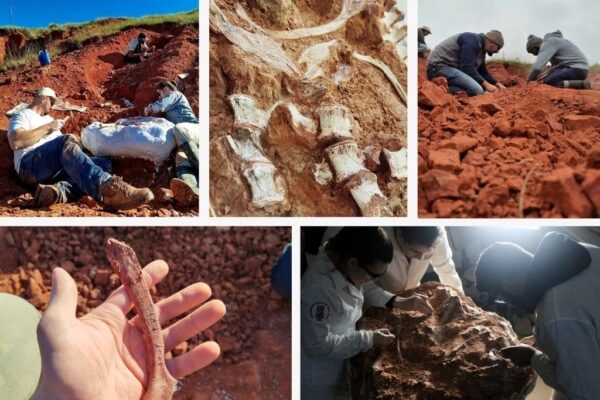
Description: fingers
xmin=167 ymin=341 xmax=221 ymax=379
xmin=131 ymin=282 xmax=213 ymax=328
xmin=104 ymin=260 xmax=169 ymax=314
xmin=45 ymin=267 xmax=79 ymax=319
xmin=163 ymin=300 xmax=226 ymax=352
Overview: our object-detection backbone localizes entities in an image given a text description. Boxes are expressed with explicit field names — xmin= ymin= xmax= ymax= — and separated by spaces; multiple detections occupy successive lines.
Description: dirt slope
xmin=0 ymin=23 xmax=199 ymax=216
xmin=419 ymin=59 xmax=600 ymax=218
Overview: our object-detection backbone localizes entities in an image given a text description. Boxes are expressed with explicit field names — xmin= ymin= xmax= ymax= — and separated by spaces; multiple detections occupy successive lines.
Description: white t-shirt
xmin=124 ymin=39 xmax=149 ymax=55
xmin=7 ymin=109 xmax=62 ymax=173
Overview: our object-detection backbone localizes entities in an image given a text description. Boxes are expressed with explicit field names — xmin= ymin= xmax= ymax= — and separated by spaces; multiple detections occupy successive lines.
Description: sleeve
xmin=477 ymin=63 xmax=498 ymax=85
xmin=301 ymin=286 xmax=373 ymax=360
xmin=528 ymin=40 xmax=557 ymax=81
xmin=430 ymin=229 xmax=463 ymax=292
xmin=533 ymin=319 xmax=600 ymax=399
xmin=362 ymin=281 xmax=395 ymax=308
xmin=147 ymin=93 xmax=178 ymax=114
xmin=457 ymin=34 xmax=487 ymax=84
xmin=8 ymin=112 xmax=27 ymax=134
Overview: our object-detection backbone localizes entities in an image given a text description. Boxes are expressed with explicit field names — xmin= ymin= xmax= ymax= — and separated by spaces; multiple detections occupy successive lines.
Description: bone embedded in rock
xmin=270 ymin=102 xmax=317 ymax=137
xmin=383 ymin=148 xmax=408 ymax=179
xmin=254 ymin=0 xmax=292 ymax=24
xmin=312 ymin=160 xmax=334 ymax=186
xmin=353 ymin=52 xmax=407 ymax=105
xmin=298 ymin=40 xmax=339 ymax=80
xmin=227 ymin=94 xmax=270 ymax=132
xmin=324 ymin=139 xmax=367 ymax=183
xmin=317 ymin=104 xmax=354 ymax=143
xmin=242 ymin=161 xmax=286 ymax=208
xmin=226 ymin=132 xmax=270 ymax=163
xmin=346 ymin=171 xmax=388 ymax=217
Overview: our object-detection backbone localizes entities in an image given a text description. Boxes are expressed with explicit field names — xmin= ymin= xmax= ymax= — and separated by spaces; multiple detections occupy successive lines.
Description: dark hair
xmin=156 ymin=80 xmax=178 ymax=91
xmin=397 ymin=227 xmax=440 ymax=247
xmin=138 ymin=32 xmax=147 ymax=39
xmin=327 ymin=227 xmax=393 ymax=267
xmin=475 ymin=242 xmax=532 ymax=294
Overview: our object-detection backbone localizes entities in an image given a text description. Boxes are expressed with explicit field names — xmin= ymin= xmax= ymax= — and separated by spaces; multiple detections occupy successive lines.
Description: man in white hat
xmin=7 ymin=87 xmax=154 ymax=209
xmin=418 ymin=26 xmax=432 ymax=58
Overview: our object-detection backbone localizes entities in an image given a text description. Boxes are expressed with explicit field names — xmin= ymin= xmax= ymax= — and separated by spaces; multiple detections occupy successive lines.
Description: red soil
xmin=0 ymin=226 xmax=291 ymax=399
xmin=419 ymin=59 xmax=600 ymax=218
xmin=0 ymin=24 xmax=199 ymax=216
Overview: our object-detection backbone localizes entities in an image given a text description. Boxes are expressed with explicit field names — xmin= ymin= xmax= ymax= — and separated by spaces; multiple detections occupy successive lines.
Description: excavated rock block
xmin=582 ymin=169 xmax=600 ymax=213
xmin=419 ymin=81 xmax=453 ymax=109
xmin=419 ymin=170 xmax=461 ymax=203
xmin=350 ymin=283 xmax=534 ymax=400
xmin=541 ymin=167 xmax=593 ymax=217
xmin=563 ymin=115 xmax=600 ymax=131
xmin=478 ymin=102 xmax=503 ymax=116
xmin=586 ymin=144 xmax=600 ymax=170
xmin=428 ymin=148 xmax=461 ymax=173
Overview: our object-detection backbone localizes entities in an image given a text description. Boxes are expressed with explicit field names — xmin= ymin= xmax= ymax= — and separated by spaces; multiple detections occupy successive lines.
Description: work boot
xmin=100 ymin=176 xmax=154 ymax=210
xmin=34 ymin=184 xmax=61 ymax=208
xmin=170 ymin=178 xmax=199 ymax=208
xmin=562 ymin=80 xmax=592 ymax=90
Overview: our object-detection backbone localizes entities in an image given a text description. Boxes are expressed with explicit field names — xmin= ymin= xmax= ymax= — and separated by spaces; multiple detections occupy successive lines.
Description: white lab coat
xmin=531 ymin=243 xmax=600 ymax=400
xmin=301 ymin=252 xmax=394 ymax=400
xmin=321 ymin=227 xmax=463 ymax=294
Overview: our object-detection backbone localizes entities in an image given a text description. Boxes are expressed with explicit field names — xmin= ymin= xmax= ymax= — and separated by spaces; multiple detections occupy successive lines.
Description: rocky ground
xmin=210 ymin=0 xmax=407 ymax=216
xmin=0 ymin=23 xmax=199 ymax=216
xmin=0 ymin=226 xmax=291 ymax=399
xmin=419 ymin=59 xmax=600 ymax=218
xmin=351 ymin=282 xmax=534 ymax=399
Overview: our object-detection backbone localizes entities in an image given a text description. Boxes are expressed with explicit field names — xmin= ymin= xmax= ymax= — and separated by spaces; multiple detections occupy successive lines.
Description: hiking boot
xmin=170 ymin=178 xmax=199 ymax=208
xmin=100 ymin=176 xmax=154 ymax=210
xmin=34 ymin=184 xmax=61 ymax=208
xmin=563 ymin=80 xmax=592 ymax=90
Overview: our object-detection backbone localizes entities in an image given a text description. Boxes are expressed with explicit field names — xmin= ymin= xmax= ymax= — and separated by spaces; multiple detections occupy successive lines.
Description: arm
xmin=477 ymin=63 xmax=498 ymax=85
xmin=457 ymin=34 xmax=487 ymax=84
xmin=533 ymin=319 xmax=600 ymax=398
xmin=146 ymin=93 xmax=178 ymax=115
xmin=528 ymin=41 xmax=556 ymax=81
xmin=431 ymin=229 xmax=464 ymax=292
xmin=362 ymin=281 xmax=395 ymax=308
xmin=7 ymin=115 xmax=60 ymax=151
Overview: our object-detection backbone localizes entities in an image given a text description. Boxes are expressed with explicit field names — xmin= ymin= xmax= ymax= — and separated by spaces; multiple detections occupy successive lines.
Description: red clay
xmin=419 ymin=59 xmax=600 ymax=218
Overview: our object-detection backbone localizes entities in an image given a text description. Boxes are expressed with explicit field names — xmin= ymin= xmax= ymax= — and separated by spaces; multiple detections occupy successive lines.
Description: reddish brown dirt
xmin=210 ymin=0 xmax=407 ymax=216
xmin=419 ymin=59 xmax=600 ymax=218
xmin=0 ymin=24 xmax=199 ymax=216
xmin=351 ymin=282 xmax=534 ymax=399
xmin=0 ymin=226 xmax=291 ymax=399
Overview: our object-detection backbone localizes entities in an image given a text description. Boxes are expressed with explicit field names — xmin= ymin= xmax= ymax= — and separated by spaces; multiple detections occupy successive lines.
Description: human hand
xmin=483 ymin=81 xmax=498 ymax=93
xmin=372 ymin=328 xmax=395 ymax=348
xmin=500 ymin=344 xmax=538 ymax=367
xmin=393 ymin=294 xmax=434 ymax=315
xmin=48 ymin=119 xmax=64 ymax=132
xmin=32 ymin=261 xmax=226 ymax=400
xmin=143 ymin=106 xmax=150 ymax=116
xmin=496 ymin=82 xmax=506 ymax=90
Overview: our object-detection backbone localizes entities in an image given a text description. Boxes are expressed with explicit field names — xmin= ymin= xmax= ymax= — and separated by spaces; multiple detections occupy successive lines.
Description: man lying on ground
xmin=7 ymin=87 xmax=154 ymax=209
xmin=426 ymin=30 xmax=506 ymax=96
xmin=144 ymin=80 xmax=199 ymax=207
xmin=124 ymin=32 xmax=156 ymax=64
xmin=526 ymin=30 xmax=591 ymax=89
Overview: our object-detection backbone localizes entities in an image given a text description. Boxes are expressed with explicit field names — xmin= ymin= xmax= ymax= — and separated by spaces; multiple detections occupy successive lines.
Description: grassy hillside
xmin=0 ymin=9 xmax=198 ymax=72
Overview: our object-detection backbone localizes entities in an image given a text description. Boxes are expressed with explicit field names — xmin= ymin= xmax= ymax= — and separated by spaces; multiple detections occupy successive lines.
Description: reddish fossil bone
xmin=105 ymin=238 xmax=179 ymax=400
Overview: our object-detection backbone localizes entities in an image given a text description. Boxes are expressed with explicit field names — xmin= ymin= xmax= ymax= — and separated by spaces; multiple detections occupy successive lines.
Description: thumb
xmin=46 ymin=267 xmax=79 ymax=319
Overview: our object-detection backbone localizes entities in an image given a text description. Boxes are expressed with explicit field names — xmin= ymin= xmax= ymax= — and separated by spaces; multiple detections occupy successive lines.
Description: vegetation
xmin=0 ymin=9 xmax=198 ymax=72
xmin=495 ymin=57 xmax=532 ymax=72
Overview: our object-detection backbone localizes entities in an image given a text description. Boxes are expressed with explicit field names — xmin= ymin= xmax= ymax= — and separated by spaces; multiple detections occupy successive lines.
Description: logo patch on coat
xmin=309 ymin=302 xmax=330 ymax=322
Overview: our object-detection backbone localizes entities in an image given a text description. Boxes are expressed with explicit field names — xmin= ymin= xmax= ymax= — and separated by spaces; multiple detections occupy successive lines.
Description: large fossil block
xmin=350 ymin=282 xmax=534 ymax=400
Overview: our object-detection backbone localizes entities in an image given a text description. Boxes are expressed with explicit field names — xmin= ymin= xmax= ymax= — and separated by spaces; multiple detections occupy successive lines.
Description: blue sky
xmin=0 ymin=0 xmax=199 ymax=28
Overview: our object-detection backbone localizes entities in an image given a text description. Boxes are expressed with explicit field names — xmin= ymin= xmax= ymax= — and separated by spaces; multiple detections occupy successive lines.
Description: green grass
xmin=0 ymin=9 xmax=198 ymax=72
xmin=590 ymin=63 xmax=600 ymax=72
xmin=494 ymin=57 xmax=532 ymax=71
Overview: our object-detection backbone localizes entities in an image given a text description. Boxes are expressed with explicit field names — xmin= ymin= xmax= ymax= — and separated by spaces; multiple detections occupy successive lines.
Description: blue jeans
xmin=18 ymin=135 xmax=112 ymax=202
xmin=544 ymin=67 xmax=588 ymax=87
xmin=427 ymin=65 xmax=485 ymax=96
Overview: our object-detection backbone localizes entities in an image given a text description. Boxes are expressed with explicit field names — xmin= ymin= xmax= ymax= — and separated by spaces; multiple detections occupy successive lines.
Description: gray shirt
xmin=528 ymin=31 xmax=589 ymax=81
xmin=531 ymin=243 xmax=600 ymax=399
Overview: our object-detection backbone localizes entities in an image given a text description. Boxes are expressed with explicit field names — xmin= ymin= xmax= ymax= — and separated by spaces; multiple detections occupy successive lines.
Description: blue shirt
xmin=147 ymin=91 xmax=198 ymax=124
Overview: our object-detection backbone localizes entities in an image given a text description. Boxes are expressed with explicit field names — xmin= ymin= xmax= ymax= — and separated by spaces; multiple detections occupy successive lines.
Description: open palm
xmin=32 ymin=261 xmax=226 ymax=400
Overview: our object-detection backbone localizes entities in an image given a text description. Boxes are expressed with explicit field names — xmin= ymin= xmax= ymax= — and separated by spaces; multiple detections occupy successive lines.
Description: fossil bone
xmin=383 ymin=148 xmax=408 ymax=179
xmin=325 ymin=140 xmax=368 ymax=183
xmin=227 ymin=94 xmax=270 ymax=133
xmin=254 ymin=0 xmax=292 ymax=23
xmin=242 ymin=161 xmax=286 ymax=208
xmin=298 ymin=40 xmax=339 ymax=80
xmin=317 ymin=104 xmax=354 ymax=143
xmin=226 ymin=131 xmax=270 ymax=163
xmin=312 ymin=161 xmax=334 ymax=186
xmin=353 ymin=52 xmax=407 ymax=106
xmin=346 ymin=171 xmax=388 ymax=217
xmin=270 ymin=102 xmax=317 ymax=137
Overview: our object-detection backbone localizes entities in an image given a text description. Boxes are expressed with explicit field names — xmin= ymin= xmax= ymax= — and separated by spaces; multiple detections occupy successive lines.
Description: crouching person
xmin=8 ymin=87 xmax=154 ymax=209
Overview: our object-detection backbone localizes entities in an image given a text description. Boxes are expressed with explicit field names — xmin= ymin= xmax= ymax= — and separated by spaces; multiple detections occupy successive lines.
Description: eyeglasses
xmin=362 ymin=262 xmax=387 ymax=279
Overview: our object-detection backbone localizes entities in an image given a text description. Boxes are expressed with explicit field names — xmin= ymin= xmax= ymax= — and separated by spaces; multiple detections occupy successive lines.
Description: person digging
xmin=124 ymin=32 xmax=156 ymax=64
xmin=526 ymin=30 xmax=591 ymax=89
xmin=418 ymin=25 xmax=432 ymax=58
xmin=427 ymin=30 xmax=506 ymax=96
xmin=7 ymin=87 xmax=154 ymax=210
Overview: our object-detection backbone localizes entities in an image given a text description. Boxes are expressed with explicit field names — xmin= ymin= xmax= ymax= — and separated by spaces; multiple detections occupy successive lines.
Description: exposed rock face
xmin=350 ymin=282 xmax=534 ymax=399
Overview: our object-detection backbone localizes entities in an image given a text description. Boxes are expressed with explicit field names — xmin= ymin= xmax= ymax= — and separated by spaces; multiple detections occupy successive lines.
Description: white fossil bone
xmin=226 ymin=132 xmax=269 ymax=163
xmin=298 ymin=40 xmax=339 ymax=80
xmin=380 ymin=4 xmax=407 ymax=59
xmin=254 ymin=0 xmax=292 ymax=23
xmin=270 ymin=102 xmax=317 ymax=137
xmin=312 ymin=161 xmax=334 ymax=186
xmin=332 ymin=64 xmax=353 ymax=85
xmin=317 ymin=104 xmax=354 ymax=143
xmin=227 ymin=94 xmax=270 ymax=132
xmin=346 ymin=171 xmax=387 ymax=217
xmin=324 ymin=140 xmax=367 ymax=183
xmin=242 ymin=161 xmax=286 ymax=208
xmin=383 ymin=148 xmax=408 ymax=179
xmin=235 ymin=0 xmax=370 ymax=40
xmin=352 ymin=52 xmax=407 ymax=105
xmin=210 ymin=1 xmax=299 ymax=75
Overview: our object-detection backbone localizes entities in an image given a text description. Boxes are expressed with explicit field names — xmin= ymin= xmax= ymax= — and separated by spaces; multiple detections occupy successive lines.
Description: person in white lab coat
xmin=322 ymin=227 xmax=463 ymax=295
xmin=475 ymin=232 xmax=600 ymax=400
xmin=302 ymin=227 xmax=433 ymax=400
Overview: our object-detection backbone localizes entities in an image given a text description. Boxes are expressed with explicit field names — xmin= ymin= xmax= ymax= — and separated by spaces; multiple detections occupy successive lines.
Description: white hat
xmin=36 ymin=87 xmax=57 ymax=100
